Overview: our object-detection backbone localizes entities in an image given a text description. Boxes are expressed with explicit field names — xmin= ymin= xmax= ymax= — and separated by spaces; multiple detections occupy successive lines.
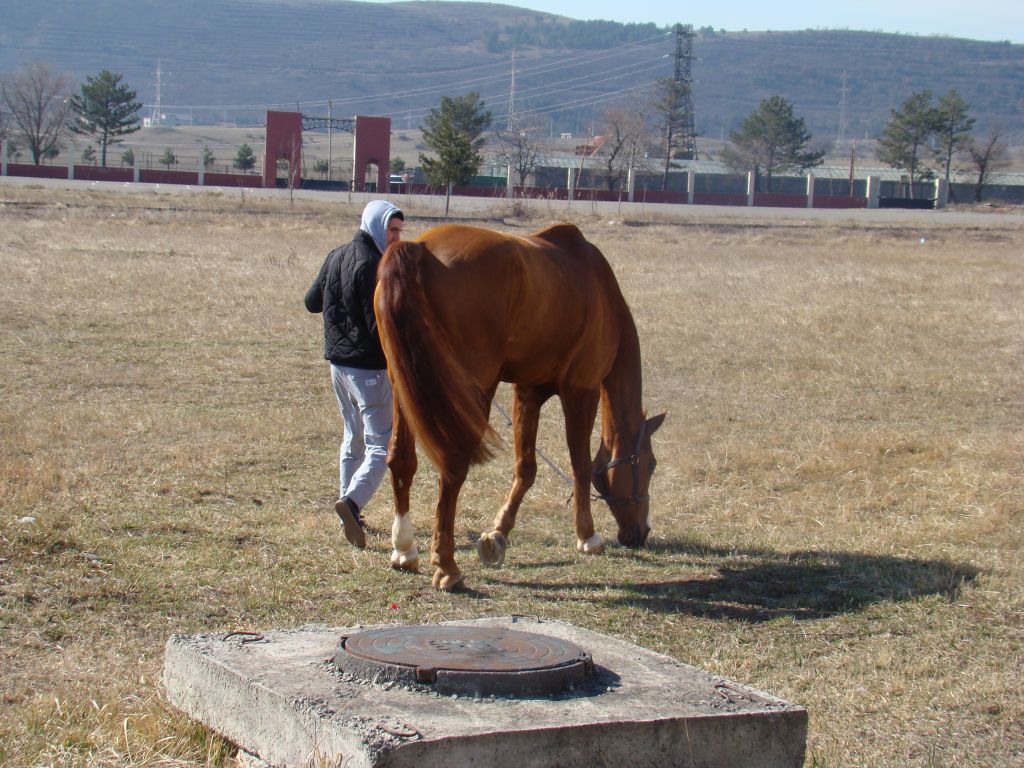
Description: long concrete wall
xmin=2 ymin=139 xmax=956 ymax=210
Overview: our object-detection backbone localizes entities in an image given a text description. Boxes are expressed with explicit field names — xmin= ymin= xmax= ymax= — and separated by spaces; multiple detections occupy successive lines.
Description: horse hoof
xmin=391 ymin=549 xmax=419 ymax=572
xmin=433 ymin=569 xmax=465 ymax=592
xmin=576 ymin=533 xmax=605 ymax=555
xmin=391 ymin=544 xmax=419 ymax=572
xmin=476 ymin=532 xmax=507 ymax=568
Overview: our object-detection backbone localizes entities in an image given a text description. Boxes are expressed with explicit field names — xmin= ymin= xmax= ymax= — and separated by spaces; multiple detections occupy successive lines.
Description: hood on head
xmin=359 ymin=200 xmax=403 ymax=253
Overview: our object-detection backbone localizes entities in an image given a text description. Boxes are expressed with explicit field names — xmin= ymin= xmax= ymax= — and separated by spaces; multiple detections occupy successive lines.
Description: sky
xmin=381 ymin=0 xmax=1023 ymax=44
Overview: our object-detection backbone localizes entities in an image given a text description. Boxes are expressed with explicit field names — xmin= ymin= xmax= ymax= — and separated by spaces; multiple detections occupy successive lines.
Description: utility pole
xmin=150 ymin=59 xmax=163 ymax=126
xmin=507 ymin=48 xmax=517 ymax=131
xmin=848 ymin=140 xmax=857 ymax=192
xmin=328 ymin=98 xmax=333 ymax=181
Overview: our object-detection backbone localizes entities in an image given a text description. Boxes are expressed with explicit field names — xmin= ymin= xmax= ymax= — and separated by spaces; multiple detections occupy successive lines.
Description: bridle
xmin=592 ymin=421 xmax=649 ymax=505
xmin=493 ymin=399 xmax=650 ymax=507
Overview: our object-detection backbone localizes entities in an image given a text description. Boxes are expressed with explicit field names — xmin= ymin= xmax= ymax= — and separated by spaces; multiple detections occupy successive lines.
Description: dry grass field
xmin=0 ymin=183 xmax=1021 ymax=767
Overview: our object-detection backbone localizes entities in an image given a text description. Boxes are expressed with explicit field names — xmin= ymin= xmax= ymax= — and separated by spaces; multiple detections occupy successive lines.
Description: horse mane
xmin=375 ymin=241 xmax=499 ymax=478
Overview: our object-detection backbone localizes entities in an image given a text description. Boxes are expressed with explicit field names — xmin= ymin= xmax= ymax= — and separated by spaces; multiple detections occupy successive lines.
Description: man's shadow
xmin=490 ymin=540 xmax=979 ymax=622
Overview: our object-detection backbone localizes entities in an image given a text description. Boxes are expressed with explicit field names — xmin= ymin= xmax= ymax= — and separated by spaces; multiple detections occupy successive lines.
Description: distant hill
xmin=1 ymin=0 xmax=1021 ymax=141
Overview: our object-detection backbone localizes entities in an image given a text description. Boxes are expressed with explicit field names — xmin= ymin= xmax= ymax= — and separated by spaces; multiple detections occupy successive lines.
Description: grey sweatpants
xmin=330 ymin=364 xmax=393 ymax=512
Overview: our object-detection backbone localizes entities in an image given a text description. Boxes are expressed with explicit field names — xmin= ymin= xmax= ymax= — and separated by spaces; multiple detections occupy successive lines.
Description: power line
xmin=150 ymin=30 xmax=675 ymax=114
xmin=373 ymin=66 xmax=667 ymax=132
xmin=507 ymin=81 xmax=661 ymax=122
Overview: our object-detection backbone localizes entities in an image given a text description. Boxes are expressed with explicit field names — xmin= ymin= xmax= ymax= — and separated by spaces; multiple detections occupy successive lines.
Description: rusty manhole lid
xmin=334 ymin=625 xmax=594 ymax=697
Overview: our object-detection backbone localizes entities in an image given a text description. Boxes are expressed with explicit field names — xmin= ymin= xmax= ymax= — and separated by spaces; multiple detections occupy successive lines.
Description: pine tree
xmin=878 ymin=91 xmax=939 ymax=197
xmin=69 ymin=70 xmax=141 ymax=167
xmin=419 ymin=93 xmax=492 ymax=215
xmin=160 ymin=148 xmax=177 ymax=170
xmin=933 ymin=90 xmax=975 ymax=189
xmin=233 ymin=143 xmax=256 ymax=173
xmin=720 ymin=96 xmax=823 ymax=191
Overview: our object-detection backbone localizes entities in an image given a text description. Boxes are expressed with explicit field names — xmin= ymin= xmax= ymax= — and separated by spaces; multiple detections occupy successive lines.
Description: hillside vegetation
xmin=1 ymin=2 xmax=1021 ymax=149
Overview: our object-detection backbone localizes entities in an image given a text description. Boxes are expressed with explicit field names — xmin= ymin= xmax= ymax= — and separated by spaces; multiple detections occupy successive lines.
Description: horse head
xmin=592 ymin=412 xmax=666 ymax=548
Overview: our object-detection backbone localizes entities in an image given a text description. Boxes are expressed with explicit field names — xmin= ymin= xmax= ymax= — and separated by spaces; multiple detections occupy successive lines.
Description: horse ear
xmin=645 ymin=412 xmax=666 ymax=436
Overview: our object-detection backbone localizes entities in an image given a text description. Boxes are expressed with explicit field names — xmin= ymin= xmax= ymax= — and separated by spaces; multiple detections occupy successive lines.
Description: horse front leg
xmin=560 ymin=389 xmax=604 ymax=555
xmin=432 ymin=461 xmax=469 ymax=591
xmin=387 ymin=399 xmax=419 ymax=572
xmin=478 ymin=384 xmax=549 ymax=568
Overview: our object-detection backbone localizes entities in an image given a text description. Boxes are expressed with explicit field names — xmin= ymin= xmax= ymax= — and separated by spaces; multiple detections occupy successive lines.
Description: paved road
xmin=3 ymin=174 xmax=1023 ymax=229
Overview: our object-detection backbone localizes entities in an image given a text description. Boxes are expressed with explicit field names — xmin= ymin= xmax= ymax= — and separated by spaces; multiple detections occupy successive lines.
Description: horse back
xmin=415 ymin=224 xmax=627 ymax=388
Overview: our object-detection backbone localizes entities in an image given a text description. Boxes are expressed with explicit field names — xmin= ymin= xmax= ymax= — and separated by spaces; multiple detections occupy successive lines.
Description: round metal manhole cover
xmin=334 ymin=625 xmax=594 ymax=697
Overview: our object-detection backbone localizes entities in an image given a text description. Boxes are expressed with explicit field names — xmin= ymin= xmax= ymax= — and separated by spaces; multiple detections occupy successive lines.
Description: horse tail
xmin=375 ymin=241 xmax=498 ymax=478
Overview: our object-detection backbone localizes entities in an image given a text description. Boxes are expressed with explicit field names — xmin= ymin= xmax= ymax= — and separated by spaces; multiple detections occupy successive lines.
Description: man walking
xmin=305 ymin=200 xmax=404 ymax=548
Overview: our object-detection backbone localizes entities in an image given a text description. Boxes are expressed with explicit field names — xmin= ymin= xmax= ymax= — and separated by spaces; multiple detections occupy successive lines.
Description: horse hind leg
xmin=431 ymin=460 xmax=470 ymax=591
xmin=478 ymin=385 xmax=548 ymax=568
xmin=391 ymin=515 xmax=418 ymax=571
xmin=388 ymin=398 xmax=419 ymax=572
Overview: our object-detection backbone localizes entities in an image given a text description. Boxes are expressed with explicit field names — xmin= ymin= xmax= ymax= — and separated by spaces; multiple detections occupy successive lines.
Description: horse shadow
xmin=490 ymin=540 xmax=980 ymax=623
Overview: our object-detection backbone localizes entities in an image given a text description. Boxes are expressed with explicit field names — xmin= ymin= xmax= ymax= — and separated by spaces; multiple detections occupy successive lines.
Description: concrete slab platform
xmin=164 ymin=616 xmax=807 ymax=768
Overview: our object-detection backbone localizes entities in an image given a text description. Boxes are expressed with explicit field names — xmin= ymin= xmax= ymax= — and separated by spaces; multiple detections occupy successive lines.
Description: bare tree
xmin=284 ymin=133 xmax=303 ymax=206
xmin=492 ymin=114 xmax=546 ymax=191
xmin=1 ymin=62 xmax=73 ymax=164
xmin=967 ymin=129 xmax=1010 ymax=203
xmin=597 ymin=101 xmax=651 ymax=192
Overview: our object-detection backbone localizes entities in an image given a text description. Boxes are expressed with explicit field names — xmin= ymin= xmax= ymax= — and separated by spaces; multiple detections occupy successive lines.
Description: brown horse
xmin=375 ymin=223 xmax=664 ymax=591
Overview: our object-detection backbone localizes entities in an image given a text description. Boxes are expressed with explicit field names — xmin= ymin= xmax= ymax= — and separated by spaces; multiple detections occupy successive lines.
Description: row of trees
xmin=484 ymin=89 xmax=821 ymax=196
xmin=413 ymin=60 xmax=712 ymax=202
xmin=482 ymin=84 xmax=1010 ymax=201
xmin=0 ymin=64 xmax=142 ymax=166
xmin=0 ymin=63 xmax=267 ymax=174
xmin=109 ymin=145 xmax=256 ymax=172
xmin=879 ymin=89 xmax=1010 ymax=200
xmin=3 ymin=62 xmax=1012 ymax=202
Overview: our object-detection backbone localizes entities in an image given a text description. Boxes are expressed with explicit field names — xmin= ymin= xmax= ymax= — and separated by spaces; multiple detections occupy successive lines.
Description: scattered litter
xmin=18 ymin=516 xmax=36 ymax=524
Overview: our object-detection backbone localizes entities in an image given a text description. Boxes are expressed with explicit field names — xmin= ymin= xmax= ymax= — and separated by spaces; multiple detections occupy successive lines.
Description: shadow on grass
xmin=495 ymin=542 xmax=980 ymax=622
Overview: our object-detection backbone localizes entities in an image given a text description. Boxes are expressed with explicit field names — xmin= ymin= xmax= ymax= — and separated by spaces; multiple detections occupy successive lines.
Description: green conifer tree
xmin=69 ymin=70 xmax=141 ymax=167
